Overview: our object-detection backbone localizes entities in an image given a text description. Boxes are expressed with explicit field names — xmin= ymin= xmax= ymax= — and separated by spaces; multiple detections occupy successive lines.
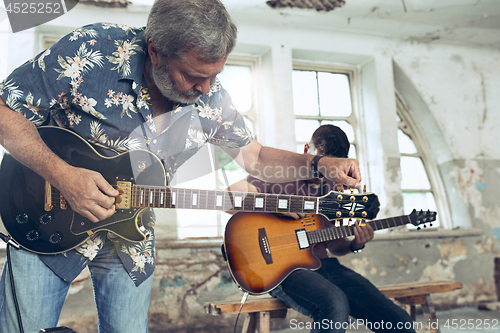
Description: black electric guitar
xmin=224 ymin=209 xmax=437 ymax=294
xmin=0 ymin=126 xmax=380 ymax=254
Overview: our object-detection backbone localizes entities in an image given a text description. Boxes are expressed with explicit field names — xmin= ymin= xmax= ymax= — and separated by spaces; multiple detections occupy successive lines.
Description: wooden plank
xmin=205 ymin=297 xmax=288 ymax=315
xmin=259 ymin=311 xmax=271 ymax=333
xmin=378 ymin=281 xmax=462 ymax=298
xmin=242 ymin=312 xmax=257 ymax=333
xmin=204 ymin=280 xmax=463 ymax=315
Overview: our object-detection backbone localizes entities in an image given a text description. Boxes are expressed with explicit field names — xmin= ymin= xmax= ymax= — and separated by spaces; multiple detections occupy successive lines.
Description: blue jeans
xmin=0 ymin=239 xmax=153 ymax=333
xmin=270 ymin=258 xmax=416 ymax=333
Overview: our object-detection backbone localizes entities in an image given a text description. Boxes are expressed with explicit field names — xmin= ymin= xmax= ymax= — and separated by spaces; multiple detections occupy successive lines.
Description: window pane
xmin=403 ymin=192 xmax=440 ymax=228
xmin=400 ymin=156 xmax=431 ymax=190
xmin=398 ymin=130 xmax=418 ymax=154
xmin=292 ymin=71 xmax=319 ymax=116
xmin=348 ymin=144 xmax=356 ymax=159
xmin=295 ymin=119 xmax=320 ymax=143
xmin=321 ymin=120 xmax=355 ymax=143
xmin=217 ymin=65 xmax=252 ymax=112
xmin=318 ymin=73 xmax=352 ymax=117
xmin=176 ymin=171 xmax=218 ymax=239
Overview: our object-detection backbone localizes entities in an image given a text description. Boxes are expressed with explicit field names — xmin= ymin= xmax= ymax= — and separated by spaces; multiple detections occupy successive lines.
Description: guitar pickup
xmin=115 ymin=181 xmax=132 ymax=209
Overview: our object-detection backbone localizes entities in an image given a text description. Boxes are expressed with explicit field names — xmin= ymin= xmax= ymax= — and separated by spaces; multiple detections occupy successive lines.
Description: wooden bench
xmin=204 ymin=280 xmax=462 ymax=333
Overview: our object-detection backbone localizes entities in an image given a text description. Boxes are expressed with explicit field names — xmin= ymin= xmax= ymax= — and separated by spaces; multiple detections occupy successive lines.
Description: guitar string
xmin=50 ymin=186 xmax=376 ymax=215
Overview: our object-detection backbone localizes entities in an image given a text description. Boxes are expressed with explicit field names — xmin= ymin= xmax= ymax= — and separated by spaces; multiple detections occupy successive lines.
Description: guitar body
xmin=224 ymin=212 xmax=323 ymax=295
xmin=0 ymin=126 xmax=166 ymax=254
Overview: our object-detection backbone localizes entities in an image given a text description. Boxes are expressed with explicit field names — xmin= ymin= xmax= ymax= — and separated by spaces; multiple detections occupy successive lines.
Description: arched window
xmin=396 ymin=92 xmax=451 ymax=229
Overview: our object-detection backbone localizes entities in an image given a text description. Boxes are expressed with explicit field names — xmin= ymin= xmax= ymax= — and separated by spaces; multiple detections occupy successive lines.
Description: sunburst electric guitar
xmin=224 ymin=209 xmax=436 ymax=294
xmin=0 ymin=126 xmax=380 ymax=254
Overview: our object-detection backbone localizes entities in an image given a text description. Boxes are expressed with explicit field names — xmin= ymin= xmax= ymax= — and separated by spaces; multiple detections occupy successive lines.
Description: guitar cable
xmin=233 ymin=291 xmax=249 ymax=333
xmin=0 ymin=233 xmax=24 ymax=332
xmin=6 ymin=243 xmax=25 ymax=333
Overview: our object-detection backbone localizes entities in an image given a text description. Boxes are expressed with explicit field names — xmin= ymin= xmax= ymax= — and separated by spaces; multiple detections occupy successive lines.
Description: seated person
xmin=228 ymin=124 xmax=416 ymax=333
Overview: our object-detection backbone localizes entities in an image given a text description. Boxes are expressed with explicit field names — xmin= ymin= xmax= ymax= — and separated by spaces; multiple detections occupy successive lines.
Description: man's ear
xmin=148 ymin=39 xmax=160 ymax=67
xmin=304 ymin=143 xmax=310 ymax=154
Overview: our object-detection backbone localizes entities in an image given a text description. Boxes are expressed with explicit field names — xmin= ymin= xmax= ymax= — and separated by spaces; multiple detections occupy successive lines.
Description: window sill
xmin=0 ymin=229 xmax=485 ymax=252
xmin=372 ymin=228 xmax=483 ymax=242
xmin=155 ymin=237 xmax=224 ymax=249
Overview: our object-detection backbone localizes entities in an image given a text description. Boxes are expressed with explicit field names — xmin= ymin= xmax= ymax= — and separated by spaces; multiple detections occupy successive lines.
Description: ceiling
xmin=1 ymin=0 xmax=499 ymax=48
xmin=221 ymin=0 xmax=500 ymax=48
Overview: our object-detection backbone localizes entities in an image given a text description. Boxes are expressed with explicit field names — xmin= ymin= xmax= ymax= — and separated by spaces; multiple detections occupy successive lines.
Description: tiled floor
xmin=274 ymin=307 xmax=500 ymax=333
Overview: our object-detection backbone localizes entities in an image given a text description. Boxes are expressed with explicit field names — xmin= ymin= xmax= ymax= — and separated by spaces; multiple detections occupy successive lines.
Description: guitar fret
xmin=226 ymin=191 xmax=235 ymax=211
xmin=334 ymin=227 xmax=341 ymax=239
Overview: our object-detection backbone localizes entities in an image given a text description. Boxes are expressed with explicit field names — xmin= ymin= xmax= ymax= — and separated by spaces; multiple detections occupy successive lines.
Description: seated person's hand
xmin=351 ymin=220 xmax=374 ymax=249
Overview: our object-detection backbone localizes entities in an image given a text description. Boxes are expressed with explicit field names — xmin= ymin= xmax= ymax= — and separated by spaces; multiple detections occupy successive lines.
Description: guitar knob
xmin=16 ymin=213 xmax=29 ymax=224
xmin=49 ymin=232 xmax=63 ymax=244
xmin=26 ymin=230 xmax=40 ymax=241
xmin=39 ymin=214 xmax=52 ymax=225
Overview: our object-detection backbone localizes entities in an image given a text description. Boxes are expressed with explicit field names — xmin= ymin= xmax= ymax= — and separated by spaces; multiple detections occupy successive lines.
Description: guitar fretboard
xmin=307 ymin=215 xmax=411 ymax=244
xmin=131 ymin=185 xmax=320 ymax=214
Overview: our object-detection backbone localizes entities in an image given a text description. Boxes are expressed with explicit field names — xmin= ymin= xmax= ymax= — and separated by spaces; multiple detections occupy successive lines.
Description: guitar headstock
xmin=409 ymin=209 xmax=437 ymax=228
xmin=318 ymin=191 xmax=380 ymax=221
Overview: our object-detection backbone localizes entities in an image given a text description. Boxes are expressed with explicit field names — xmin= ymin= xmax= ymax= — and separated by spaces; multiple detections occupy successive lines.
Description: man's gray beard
xmin=151 ymin=64 xmax=202 ymax=104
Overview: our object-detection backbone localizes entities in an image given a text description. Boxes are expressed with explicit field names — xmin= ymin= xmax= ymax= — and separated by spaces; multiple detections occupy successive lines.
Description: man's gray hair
xmin=145 ymin=0 xmax=238 ymax=62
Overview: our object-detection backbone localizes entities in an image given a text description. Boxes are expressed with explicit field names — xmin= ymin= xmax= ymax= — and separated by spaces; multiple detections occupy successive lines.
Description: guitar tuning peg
xmin=417 ymin=226 xmax=421 ymax=230
xmin=349 ymin=187 xmax=354 ymax=194
xmin=363 ymin=185 xmax=367 ymax=193
xmin=337 ymin=185 xmax=343 ymax=192
xmin=429 ymin=223 xmax=433 ymax=227
xmin=348 ymin=218 xmax=353 ymax=226
xmin=360 ymin=219 xmax=366 ymax=226
xmin=335 ymin=220 xmax=341 ymax=227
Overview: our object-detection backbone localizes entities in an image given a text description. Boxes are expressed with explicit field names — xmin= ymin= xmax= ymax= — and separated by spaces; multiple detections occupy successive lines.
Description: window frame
xmin=292 ymin=61 xmax=369 ymax=189
xmin=396 ymin=90 xmax=452 ymax=229
xmin=179 ymin=55 xmax=259 ymax=239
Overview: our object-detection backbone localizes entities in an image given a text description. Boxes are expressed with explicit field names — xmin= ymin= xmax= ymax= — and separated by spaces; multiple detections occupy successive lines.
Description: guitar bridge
xmin=115 ymin=181 xmax=132 ymax=209
xmin=258 ymin=228 xmax=273 ymax=265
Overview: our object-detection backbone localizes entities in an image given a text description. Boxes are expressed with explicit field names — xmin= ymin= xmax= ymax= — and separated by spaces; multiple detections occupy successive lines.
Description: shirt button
xmin=153 ymin=139 xmax=157 ymax=144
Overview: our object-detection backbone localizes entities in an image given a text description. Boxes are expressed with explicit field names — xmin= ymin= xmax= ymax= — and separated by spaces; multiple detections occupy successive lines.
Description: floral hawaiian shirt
xmin=0 ymin=23 xmax=253 ymax=286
